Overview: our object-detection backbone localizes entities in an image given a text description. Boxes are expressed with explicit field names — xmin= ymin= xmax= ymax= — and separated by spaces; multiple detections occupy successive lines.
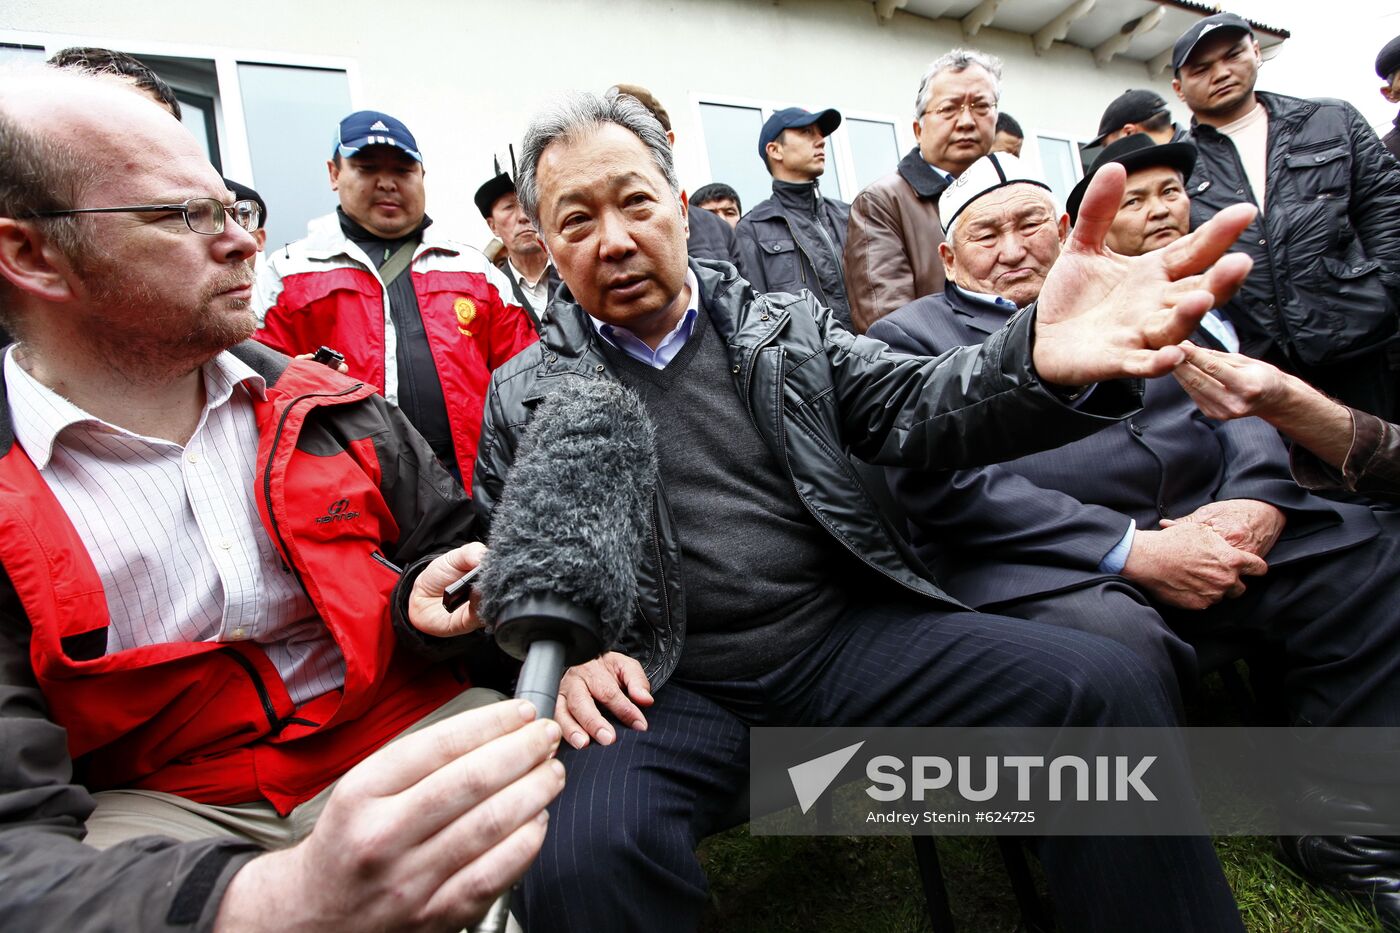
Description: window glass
xmin=1037 ymin=135 xmax=1081 ymax=209
xmin=0 ymin=43 xmax=45 ymax=66
xmin=237 ymin=63 xmax=352 ymax=251
xmin=177 ymin=92 xmax=221 ymax=173
xmin=698 ymin=102 xmax=770 ymax=221
xmin=843 ymin=118 xmax=899 ymax=196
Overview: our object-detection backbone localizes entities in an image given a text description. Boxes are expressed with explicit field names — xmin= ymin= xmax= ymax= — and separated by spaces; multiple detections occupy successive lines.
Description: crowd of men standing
xmin=2 ymin=10 xmax=1400 ymax=933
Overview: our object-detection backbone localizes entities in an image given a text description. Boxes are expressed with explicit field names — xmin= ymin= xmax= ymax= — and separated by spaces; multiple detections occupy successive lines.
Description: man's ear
xmin=0 ymin=218 xmax=80 ymax=304
xmin=765 ymin=138 xmax=783 ymax=167
xmin=1057 ymin=213 xmax=1070 ymax=243
xmin=678 ymin=190 xmax=690 ymax=238
xmin=327 ymin=159 xmax=340 ymax=191
xmin=1383 ymin=82 xmax=1400 ymax=105
xmin=938 ymin=240 xmax=957 ymax=283
xmin=1171 ymin=78 xmax=1185 ymax=102
xmin=912 ymin=117 xmax=924 ymax=145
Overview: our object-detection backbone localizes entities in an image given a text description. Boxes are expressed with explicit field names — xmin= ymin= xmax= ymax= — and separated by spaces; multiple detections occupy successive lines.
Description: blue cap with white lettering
xmin=333 ymin=110 xmax=422 ymax=163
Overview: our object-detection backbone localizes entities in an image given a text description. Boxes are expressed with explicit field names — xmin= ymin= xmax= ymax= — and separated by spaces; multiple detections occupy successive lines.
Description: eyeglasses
xmin=31 ymin=198 xmax=263 ymax=235
xmin=924 ymin=100 xmax=995 ymax=122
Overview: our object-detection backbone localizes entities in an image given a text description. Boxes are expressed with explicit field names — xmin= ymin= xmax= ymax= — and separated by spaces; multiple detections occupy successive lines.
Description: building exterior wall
xmin=2 ymin=0 xmax=1185 ymax=248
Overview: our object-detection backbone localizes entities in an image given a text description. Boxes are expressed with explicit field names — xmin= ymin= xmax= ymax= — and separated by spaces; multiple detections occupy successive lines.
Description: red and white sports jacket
xmin=253 ymin=213 xmax=537 ymax=482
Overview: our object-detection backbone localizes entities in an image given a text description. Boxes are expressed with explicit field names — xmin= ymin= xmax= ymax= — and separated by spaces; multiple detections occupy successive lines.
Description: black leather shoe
xmin=1278 ymin=835 xmax=1400 ymax=930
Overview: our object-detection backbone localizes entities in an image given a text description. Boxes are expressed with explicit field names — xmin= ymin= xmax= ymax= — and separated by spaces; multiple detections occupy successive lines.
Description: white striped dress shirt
xmin=4 ymin=348 xmax=345 ymax=706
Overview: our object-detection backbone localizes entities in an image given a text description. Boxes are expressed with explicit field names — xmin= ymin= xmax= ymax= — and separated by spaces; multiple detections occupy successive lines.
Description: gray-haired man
xmin=468 ymin=90 xmax=1262 ymax=932
xmin=844 ymin=48 xmax=999 ymax=333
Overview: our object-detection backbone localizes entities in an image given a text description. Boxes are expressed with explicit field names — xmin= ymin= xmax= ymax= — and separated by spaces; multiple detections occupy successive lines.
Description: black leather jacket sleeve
xmin=822 ymin=300 xmax=1142 ymax=469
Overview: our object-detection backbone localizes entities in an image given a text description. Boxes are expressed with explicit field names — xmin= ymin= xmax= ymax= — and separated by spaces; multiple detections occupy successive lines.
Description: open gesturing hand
xmin=1033 ymin=163 xmax=1257 ymax=387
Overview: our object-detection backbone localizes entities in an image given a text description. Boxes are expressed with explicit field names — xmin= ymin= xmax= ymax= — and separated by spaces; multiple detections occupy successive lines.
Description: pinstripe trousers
xmin=517 ymin=600 xmax=1243 ymax=933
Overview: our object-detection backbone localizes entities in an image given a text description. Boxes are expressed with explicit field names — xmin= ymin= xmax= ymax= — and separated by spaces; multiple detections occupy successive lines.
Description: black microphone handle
xmin=470 ymin=638 xmax=568 ymax=933
xmin=516 ymin=638 xmax=567 ymax=722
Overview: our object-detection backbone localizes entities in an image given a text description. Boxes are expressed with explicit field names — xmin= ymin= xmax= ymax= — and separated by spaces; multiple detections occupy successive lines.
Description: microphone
xmin=466 ymin=377 xmax=656 ymax=933
xmin=476 ymin=376 xmax=657 ymax=716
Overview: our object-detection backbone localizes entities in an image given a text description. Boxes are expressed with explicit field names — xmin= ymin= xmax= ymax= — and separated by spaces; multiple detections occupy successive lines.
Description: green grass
xmin=698 ymin=831 xmax=1385 ymax=932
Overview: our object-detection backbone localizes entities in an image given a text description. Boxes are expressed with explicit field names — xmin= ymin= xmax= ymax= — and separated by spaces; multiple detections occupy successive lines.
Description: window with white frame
xmin=0 ymin=42 xmax=45 ymax=65
xmin=0 ymin=32 xmax=357 ymax=253
xmin=1032 ymin=133 xmax=1085 ymax=213
xmin=693 ymin=95 xmax=910 ymax=217
xmin=697 ymin=102 xmax=771 ymax=219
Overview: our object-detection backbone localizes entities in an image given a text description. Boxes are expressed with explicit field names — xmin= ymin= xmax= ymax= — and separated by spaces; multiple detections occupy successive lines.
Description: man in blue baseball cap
xmin=254 ymin=109 xmax=537 ymax=486
xmin=734 ymin=106 xmax=854 ymax=327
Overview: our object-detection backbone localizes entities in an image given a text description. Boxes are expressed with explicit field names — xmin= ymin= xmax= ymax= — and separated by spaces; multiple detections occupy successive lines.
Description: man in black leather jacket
xmin=471 ymin=91 xmax=1261 ymax=933
xmin=1173 ymin=13 xmax=1400 ymax=420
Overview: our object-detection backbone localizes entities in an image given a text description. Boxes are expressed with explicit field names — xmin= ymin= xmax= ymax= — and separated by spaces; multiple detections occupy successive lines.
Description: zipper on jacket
xmin=370 ymin=550 xmax=403 ymax=574
xmin=262 ymin=384 xmax=368 ymax=598
xmin=739 ymin=296 xmax=783 ymax=402
xmin=1202 ymin=125 xmax=1298 ymax=354
xmin=788 ymin=230 xmax=829 ymax=306
xmin=222 ymin=648 xmax=283 ymax=733
xmin=647 ymin=493 xmax=672 ymax=631
xmin=808 ymin=194 xmax=843 ymax=300
xmin=761 ymin=343 xmax=938 ymax=598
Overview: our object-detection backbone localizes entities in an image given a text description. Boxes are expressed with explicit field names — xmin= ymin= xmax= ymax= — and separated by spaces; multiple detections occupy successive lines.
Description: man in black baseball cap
xmin=754 ymin=106 xmax=842 ymax=168
xmin=1088 ymin=89 xmax=1183 ymax=148
xmin=1377 ymin=35 xmax=1400 ymax=160
xmin=1173 ymin=9 xmax=1400 ymax=424
xmin=735 ymin=106 xmax=854 ymax=326
xmin=1171 ymin=11 xmax=1254 ymax=75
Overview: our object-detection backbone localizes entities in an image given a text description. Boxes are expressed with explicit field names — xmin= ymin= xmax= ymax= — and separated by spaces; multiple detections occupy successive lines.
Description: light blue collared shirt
xmin=589 ymin=270 xmax=700 ymax=369
xmin=923 ymin=158 xmax=956 ymax=185
xmin=957 ymin=288 xmax=1019 ymax=313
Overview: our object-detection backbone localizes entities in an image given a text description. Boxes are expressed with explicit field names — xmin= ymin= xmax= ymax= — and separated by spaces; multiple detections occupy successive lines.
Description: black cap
xmin=1066 ymin=134 xmax=1197 ymax=225
xmin=1378 ymin=35 xmax=1400 ymax=80
xmin=474 ymin=172 xmax=515 ymax=219
xmin=1089 ymin=90 xmax=1170 ymax=146
xmin=1172 ymin=12 xmax=1254 ymax=73
xmin=758 ymin=107 xmax=842 ymax=165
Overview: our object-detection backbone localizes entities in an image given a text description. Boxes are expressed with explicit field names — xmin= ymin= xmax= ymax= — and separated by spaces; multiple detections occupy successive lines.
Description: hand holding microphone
xmin=443 ymin=377 xmax=657 ymax=933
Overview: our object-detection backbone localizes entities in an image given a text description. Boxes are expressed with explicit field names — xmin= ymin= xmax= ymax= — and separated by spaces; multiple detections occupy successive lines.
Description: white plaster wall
xmin=2 ymin=0 xmax=1182 ymax=246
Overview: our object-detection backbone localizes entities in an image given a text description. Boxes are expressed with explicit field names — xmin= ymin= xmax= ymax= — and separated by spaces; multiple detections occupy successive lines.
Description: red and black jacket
xmin=0 ymin=341 xmax=480 ymax=816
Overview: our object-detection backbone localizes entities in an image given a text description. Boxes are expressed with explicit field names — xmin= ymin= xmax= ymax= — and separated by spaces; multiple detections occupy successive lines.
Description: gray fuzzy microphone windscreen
xmin=477 ymin=377 xmax=658 ymax=653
